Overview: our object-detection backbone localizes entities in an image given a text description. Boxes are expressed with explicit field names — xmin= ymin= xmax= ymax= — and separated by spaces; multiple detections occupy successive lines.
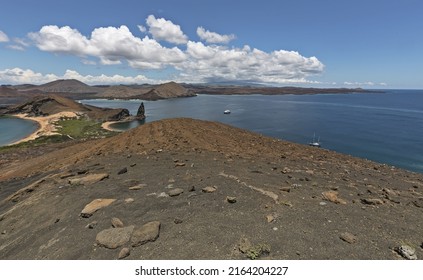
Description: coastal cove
xmin=0 ymin=116 xmax=39 ymax=146
xmin=80 ymin=90 xmax=423 ymax=174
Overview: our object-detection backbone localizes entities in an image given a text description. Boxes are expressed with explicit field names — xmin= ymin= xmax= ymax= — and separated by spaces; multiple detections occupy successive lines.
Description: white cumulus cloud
xmin=29 ymin=25 xmax=91 ymax=56
xmin=0 ymin=68 xmax=155 ymax=85
xmin=29 ymin=25 xmax=186 ymax=69
xmin=0 ymin=30 xmax=9 ymax=42
xmin=196 ymin=27 xmax=235 ymax=44
xmin=145 ymin=15 xmax=188 ymax=44
xmin=180 ymin=42 xmax=324 ymax=84
xmin=0 ymin=68 xmax=58 ymax=84
xmin=61 ymin=69 xmax=154 ymax=85
xmin=26 ymin=15 xmax=325 ymax=85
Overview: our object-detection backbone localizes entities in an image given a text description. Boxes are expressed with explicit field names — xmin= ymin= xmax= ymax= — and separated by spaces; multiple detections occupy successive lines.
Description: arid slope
xmin=0 ymin=118 xmax=422 ymax=260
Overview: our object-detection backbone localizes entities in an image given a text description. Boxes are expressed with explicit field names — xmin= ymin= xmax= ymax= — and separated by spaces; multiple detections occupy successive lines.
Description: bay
xmin=81 ymin=90 xmax=423 ymax=173
xmin=0 ymin=117 xmax=39 ymax=146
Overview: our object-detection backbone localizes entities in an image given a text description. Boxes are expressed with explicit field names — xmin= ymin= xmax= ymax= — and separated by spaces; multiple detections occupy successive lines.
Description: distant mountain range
xmin=0 ymin=79 xmax=381 ymax=104
xmin=1 ymin=79 xmax=197 ymax=101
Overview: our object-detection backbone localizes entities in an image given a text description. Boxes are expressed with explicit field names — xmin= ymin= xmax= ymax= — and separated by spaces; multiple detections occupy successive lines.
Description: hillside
xmin=95 ymin=82 xmax=196 ymax=100
xmin=95 ymin=85 xmax=150 ymax=99
xmin=23 ymin=79 xmax=102 ymax=94
xmin=0 ymin=86 xmax=42 ymax=103
xmin=0 ymin=86 xmax=20 ymax=97
xmin=0 ymin=118 xmax=422 ymax=260
xmin=1 ymin=94 xmax=130 ymax=121
xmin=140 ymin=82 xmax=196 ymax=100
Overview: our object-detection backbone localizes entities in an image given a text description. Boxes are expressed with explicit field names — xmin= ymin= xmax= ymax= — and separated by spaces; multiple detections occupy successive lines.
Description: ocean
xmin=1 ymin=90 xmax=422 ymax=173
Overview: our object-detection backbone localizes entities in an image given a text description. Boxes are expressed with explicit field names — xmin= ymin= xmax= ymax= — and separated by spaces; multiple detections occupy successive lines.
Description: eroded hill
xmin=1 ymin=94 xmax=130 ymax=121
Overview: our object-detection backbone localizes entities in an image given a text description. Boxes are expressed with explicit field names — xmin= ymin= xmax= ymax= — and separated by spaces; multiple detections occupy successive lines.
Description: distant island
xmin=186 ymin=84 xmax=382 ymax=96
xmin=0 ymin=79 xmax=382 ymax=105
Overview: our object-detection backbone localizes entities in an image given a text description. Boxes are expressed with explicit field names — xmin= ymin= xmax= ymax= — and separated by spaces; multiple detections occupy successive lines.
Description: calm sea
xmin=80 ymin=90 xmax=423 ymax=173
xmin=0 ymin=117 xmax=38 ymax=146
xmin=1 ymin=90 xmax=422 ymax=173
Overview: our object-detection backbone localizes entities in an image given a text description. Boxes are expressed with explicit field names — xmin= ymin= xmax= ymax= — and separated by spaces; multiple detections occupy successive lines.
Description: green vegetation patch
xmin=0 ymin=117 xmax=118 ymax=151
xmin=245 ymin=243 xmax=271 ymax=260
xmin=55 ymin=117 xmax=117 ymax=139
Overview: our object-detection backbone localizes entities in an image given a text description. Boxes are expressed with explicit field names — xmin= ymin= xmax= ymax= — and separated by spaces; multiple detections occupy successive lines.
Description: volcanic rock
xmin=131 ymin=221 xmax=161 ymax=247
xmin=129 ymin=184 xmax=146 ymax=190
xmin=167 ymin=188 xmax=184 ymax=197
xmin=111 ymin=217 xmax=124 ymax=228
xmin=395 ymin=245 xmax=417 ymax=260
xmin=361 ymin=198 xmax=384 ymax=205
xmin=202 ymin=186 xmax=217 ymax=193
xmin=339 ymin=232 xmax=357 ymax=244
xmin=96 ymin=226 xmax=134 ymax=249
xmin=68 ymin=173 xmax=109 ymax=185
xmin=117 ymin=168 xmax=128 ymax=175
xmin=135 ymin=102 xmax=145 ymax=120
xmin=226 ymin=196 xmax=237 ymax=203
xmin=118 ymin=247 xmax=131 ymax=259
xmin=80 ymin=198 xmax=116 ymax=218
xmin=322 ymin=191 xmax=347 ymax=205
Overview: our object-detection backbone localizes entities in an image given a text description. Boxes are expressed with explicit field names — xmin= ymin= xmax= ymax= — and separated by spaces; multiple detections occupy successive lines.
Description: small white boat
xmin=309 ymin=133 xmax=321 ymax=147
xmin=224 ymin=109 xmax=231 ymax=114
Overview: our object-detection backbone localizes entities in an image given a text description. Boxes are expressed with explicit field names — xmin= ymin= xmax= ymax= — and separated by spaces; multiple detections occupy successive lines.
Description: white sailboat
xmin=309 ymin=133 xmax=321 ymax=147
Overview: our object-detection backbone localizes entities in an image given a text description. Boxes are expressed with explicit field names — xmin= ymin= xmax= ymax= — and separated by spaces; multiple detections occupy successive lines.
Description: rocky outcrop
xmin=80 ymin=198 xmax=116 ymax=218
xmin=135 ymin=102 xmax=145 ymax=120
xmin=100 ymin=108 xmax=130 ymax=122
xmin=96 ymin=226 xmax=135 ymax=249
xmin=68 ymin=173 xmax=109 ymax=185
xmin=1 ymin=94 xmax=131 ymax=121
xmin=131 ymin=221 xmax=161 ymax=247
xmin=3 ymin=95 xmax=73 ymax=116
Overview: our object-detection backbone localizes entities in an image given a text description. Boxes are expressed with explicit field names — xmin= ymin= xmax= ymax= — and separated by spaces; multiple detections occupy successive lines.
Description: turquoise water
xmin=0 ymin=117 xmax=39 ymax=146
xmin=80 ymin=90 xmax=423 ymax=173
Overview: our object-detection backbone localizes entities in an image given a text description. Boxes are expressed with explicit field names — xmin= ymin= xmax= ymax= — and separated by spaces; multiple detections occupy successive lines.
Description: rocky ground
xmin=0 ymin=118 xmax=422 ymax=260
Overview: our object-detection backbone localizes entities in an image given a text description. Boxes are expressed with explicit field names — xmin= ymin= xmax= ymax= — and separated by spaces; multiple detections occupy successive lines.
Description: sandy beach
xmin=11 ymin=112 xmax=79 ymax=145
xmin=101 ymin=121 xmax=122 ymax=132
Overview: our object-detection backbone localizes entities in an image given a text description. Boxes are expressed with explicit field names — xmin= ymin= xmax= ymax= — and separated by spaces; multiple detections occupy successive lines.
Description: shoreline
xmin=101 ymin=121 xmax=123 ymax=132
xmin=9 ymin=112 xmax=79 ymax=145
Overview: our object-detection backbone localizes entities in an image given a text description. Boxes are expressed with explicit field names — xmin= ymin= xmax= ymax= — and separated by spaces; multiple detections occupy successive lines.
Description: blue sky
xmin=0 ymin=0 xmax=422 ymax=88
